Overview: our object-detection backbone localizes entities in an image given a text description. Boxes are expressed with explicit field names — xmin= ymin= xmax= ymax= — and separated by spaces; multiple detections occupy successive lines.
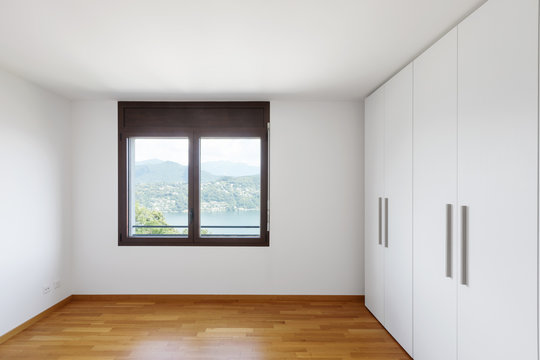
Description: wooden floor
xmin=0 ymin=297 xmax=411 ymax=360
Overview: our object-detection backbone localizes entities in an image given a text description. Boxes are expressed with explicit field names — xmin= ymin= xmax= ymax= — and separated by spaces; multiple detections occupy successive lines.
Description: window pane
xmin=200 ymin=138 xmax=261 ymax=237
xmin=129 ymin=138 xmax=189 ymax=236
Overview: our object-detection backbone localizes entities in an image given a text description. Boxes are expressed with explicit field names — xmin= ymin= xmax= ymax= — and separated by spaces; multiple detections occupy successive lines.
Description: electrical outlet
xmin=53 ymin=280 xmax=61 ymax=289
xmin=43 ymin=285 xmax=51 ymax=294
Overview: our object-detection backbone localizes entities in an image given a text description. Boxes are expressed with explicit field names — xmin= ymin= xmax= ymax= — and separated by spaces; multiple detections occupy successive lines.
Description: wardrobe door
xmin=364 ymin=86 xmax=386 ymax=323
xmin=457 ymin=0 xmax=538 ymax=359
xmin=413 ymin=28 xmax=458 ymax=360
xmin=384 ymin=64 xmax=413 ymax=355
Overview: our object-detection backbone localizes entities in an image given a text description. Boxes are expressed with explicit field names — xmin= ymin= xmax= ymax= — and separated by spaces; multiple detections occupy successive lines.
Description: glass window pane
xmin=129 ymin=138 xmax=189 ymax=237
xmin=200 ymin=138 xmax=261 ymax=237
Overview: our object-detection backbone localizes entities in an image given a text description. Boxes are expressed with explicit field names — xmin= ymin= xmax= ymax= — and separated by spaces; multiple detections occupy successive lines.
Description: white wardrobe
xmin=365 ymin=64 xmax=414 ymax=354
xmin=364 ymin=0 xmax=539 ymax=359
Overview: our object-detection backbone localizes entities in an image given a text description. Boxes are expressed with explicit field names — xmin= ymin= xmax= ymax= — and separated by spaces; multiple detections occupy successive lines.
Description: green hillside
xmin=134 ymin=160 xmax=260 ymax=213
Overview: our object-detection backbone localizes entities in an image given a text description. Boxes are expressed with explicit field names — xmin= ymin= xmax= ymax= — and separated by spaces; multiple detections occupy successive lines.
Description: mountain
xmin=135 ymin=160 xmax=188 ymax=183
xmin=136 ymin=174 xmax=260 ymax=213
xmin=137 ymin=159 xmax=165 ymax=165
xmin=134 ymin=159 xmax=217 ymax=183
xmin=201 ymin=161 xmax=259 ymax=177
xmin=134 ymin=159 xmax=261 ymax=213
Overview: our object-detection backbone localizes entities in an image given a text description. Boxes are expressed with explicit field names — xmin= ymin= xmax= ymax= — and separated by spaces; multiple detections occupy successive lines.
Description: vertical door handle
xmin=446 ymin=204 xmax=453 ymax=278
xmin=378 ymin=198 xmax=382 ymax=245
xmin=384 ymin=198 xmax=389 ymax=248
xmin=460 ymin=206 xmax=468 ymax=286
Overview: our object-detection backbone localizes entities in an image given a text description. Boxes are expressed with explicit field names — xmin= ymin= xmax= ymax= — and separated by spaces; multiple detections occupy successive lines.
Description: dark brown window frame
xmin=118 ymin=101 xmax=269 ymax=247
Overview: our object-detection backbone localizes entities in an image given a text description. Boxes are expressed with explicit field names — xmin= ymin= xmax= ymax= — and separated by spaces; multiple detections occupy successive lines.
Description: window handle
xmin=189 ymin=208 xmax=194 ymax=225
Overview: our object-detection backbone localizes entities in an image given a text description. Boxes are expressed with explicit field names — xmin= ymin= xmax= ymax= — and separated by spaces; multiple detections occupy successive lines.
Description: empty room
xmin=0 ymin=0 xmax=538 ymax=359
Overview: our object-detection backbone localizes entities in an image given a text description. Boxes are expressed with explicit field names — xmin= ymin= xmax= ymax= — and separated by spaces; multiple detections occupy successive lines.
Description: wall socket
xmin=43 ymin=285 xmax=51 ymax=294
xmin=53 ymin=280 xmax=61 ymax=289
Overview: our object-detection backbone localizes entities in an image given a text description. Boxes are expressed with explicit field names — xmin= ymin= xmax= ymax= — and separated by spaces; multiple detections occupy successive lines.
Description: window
xmin=118 ymin=102 xmax=269 ymax=246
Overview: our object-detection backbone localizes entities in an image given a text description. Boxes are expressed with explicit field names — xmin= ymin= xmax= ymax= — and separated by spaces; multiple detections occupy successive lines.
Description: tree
xmin=181 ymin=228 xmax=210 ymax=235
xmin=134 ymin=202 xmax=179 ymax=235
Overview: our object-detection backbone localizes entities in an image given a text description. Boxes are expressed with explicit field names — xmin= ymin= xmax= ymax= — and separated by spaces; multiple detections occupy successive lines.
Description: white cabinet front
xmin=457 ymin=0 xmax=539 ymax=359
xmin=413 ymin=28 xmax=458 ymax=360
xmin=383 ymin=64 xmax=413 ymax=356
xmin=364 ymin=86 xmax=386 ymax=324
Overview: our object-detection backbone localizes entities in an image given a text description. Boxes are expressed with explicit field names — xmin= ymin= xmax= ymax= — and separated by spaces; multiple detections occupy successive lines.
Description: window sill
xmin=118 ymin=236 xmax=269 ymax=247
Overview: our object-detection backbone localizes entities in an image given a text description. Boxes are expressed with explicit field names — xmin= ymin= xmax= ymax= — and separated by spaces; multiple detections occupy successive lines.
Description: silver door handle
xmin=384 ymin=198 xmax=389 ymax=248
xmin=446 ymin=204 xmax=453 ymax=278
xmin=461 ymin=206 xmax=468 ymax=286
xmin=378 ymin=197 xmax=382 ymax=245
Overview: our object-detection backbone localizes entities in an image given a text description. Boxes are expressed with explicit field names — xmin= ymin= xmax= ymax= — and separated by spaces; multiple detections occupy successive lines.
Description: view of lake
xmin=164 ymin=211 xmax=260 ymax=236
xmin=131 ymin=139 xmax=262 ymax=237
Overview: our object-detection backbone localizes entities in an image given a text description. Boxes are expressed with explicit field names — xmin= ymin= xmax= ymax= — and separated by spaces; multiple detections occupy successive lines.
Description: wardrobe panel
xmin=364 ymin=86 xmax=386 ymax=323
xmin=457 ymin=0 xmax=538 ymax=358
xmin=413 ymin=28 xmax=458 ymax=360
xmin=384 ymin=64 xmax=413 ymax=355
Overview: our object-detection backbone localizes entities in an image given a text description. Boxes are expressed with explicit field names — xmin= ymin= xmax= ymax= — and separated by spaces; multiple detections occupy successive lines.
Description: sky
xmin=133 ymin=138 xmax=261 ymax=166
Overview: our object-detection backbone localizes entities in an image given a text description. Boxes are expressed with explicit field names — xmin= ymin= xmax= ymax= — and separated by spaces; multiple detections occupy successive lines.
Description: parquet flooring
xmin=0 ymin=298 xmax=411 ymax=360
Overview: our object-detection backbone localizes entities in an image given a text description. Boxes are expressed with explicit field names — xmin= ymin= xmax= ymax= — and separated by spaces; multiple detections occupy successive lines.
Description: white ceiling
xmin=0 ymin=0 xmax=486 ymax=101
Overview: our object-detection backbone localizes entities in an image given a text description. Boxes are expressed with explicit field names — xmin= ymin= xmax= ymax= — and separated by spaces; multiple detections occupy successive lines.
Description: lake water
xmin=163 ymin=211 xmax=260 ymax=235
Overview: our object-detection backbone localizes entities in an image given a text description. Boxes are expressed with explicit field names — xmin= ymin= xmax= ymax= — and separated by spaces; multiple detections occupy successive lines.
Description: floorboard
xmin=0 ymin=298 xmax=412 ymax=359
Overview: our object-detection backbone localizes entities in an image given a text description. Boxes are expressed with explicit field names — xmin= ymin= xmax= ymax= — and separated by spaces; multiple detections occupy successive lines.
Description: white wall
xmin=72 ymin=101 xmax=364 ymax=295
xmin=0 ymin=69 xmax=72 ymax=336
